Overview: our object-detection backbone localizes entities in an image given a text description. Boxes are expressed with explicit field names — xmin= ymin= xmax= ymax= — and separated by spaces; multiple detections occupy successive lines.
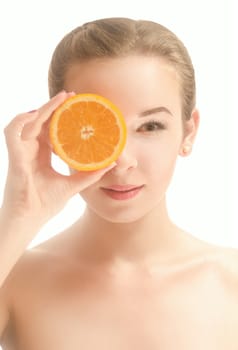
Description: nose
xmin=112 ymin=140 xmax=138 ymax=174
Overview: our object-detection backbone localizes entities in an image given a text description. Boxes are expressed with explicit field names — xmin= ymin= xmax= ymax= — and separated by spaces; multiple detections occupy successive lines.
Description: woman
xmin=0 ymin=17 xmax=237 ymax=349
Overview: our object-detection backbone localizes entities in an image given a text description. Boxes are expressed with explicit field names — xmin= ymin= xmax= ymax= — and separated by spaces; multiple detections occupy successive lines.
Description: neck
xmin=73 ymin=198 xmax=189 ymax=268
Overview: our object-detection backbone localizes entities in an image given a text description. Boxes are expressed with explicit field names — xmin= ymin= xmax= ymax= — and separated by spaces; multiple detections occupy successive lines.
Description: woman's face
xmin=64 ymin=55 xmax=191 ymax=223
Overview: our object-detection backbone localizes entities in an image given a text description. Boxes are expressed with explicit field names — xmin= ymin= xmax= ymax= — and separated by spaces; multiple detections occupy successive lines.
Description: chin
xmin=87 ymin=205 xmax=151 ymax=224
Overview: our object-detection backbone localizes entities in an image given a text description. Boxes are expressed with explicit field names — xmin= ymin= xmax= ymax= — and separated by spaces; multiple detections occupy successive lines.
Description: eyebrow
xmin=139 ymin=106 xmax=174 ymax=117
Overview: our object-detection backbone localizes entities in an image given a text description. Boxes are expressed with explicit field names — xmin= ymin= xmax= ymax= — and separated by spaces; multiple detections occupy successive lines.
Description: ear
xmin=179 ymin=108 xmax=200 ymax=157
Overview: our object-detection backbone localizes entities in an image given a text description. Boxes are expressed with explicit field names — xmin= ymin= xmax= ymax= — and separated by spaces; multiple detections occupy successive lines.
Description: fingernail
xmin=68 ymin=91 xmax=76 ymax=97
xmin=55 ymin=90 xmax=66 ymax=97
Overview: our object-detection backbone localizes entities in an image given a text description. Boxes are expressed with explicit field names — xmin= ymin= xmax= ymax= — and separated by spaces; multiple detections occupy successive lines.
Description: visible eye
xmin=138 ymin=120 xmax=166 ymax=133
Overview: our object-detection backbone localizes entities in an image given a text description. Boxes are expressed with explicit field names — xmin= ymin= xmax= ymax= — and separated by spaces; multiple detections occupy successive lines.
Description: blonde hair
xmin=48 ymin=17 xmax=196 ymax=121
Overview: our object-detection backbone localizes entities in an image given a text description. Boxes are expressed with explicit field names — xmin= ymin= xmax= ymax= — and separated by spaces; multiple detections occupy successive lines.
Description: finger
xmin=35 ymin=139 xmax=52 ymax=168
xmin=4 ymin=110 xmax=38 ymax=147
xmin=3 ymin=91 xmax=67 ymax=142
xmin=21 ymin=91 xmax=72 ymax=140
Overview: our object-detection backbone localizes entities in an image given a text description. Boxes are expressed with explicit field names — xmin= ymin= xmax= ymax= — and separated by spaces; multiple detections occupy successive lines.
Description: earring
xmin=182 ymin=145 xmax=191 ymax=155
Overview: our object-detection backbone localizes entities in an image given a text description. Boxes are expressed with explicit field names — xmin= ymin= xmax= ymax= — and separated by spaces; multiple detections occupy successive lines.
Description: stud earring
xmin=182 ymin=145 xmax=191 ymax=155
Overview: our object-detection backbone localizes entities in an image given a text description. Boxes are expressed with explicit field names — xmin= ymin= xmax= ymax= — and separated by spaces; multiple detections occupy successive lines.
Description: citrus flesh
xmin=49 ymin=93 xmax=127 ymax=171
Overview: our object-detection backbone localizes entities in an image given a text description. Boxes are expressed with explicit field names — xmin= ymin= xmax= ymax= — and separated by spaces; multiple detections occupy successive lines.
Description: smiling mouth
xmin=100 ymin=185 xmax=144 ymax=200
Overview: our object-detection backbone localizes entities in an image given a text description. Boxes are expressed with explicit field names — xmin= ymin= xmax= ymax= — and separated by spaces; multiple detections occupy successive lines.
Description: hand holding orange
xmin=49 ymin=93 xmax=127 ymax=171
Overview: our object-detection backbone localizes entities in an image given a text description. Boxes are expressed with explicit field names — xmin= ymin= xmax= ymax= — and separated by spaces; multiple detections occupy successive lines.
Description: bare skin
xmin=0 ymin=56 xmax=237 ymax=349
xmin=1 ymin=227 xmax=238 ymax=350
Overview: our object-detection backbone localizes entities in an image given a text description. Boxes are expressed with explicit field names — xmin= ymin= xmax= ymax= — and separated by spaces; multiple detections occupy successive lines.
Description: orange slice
xmin=49 ymin=93 xmax=127 ymax=171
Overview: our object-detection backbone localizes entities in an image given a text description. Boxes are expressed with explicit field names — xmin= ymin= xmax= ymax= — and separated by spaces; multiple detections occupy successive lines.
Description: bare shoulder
xmin=214 ymin=245 xmax=238 ymax=282
xmin=2 ymin=245 xmax=66 ymax=300
xmin=4 ymin=229 xmax=75 ymax=285
xmin=173 ymin=232 xmax=238 ymax=301
xmin=0 ymin=246 xmax=61 ymax=340
xmin=202 ymin=244 xmax=238 ymax=297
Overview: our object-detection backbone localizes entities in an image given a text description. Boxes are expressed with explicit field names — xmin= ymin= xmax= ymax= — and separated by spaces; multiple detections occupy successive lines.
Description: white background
xmin=0 ymin=0 xmax=236 ymax=270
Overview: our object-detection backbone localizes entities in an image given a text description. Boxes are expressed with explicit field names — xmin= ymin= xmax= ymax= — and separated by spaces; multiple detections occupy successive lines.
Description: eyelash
xmin=138 ymin=120 xmax=166 ymax=133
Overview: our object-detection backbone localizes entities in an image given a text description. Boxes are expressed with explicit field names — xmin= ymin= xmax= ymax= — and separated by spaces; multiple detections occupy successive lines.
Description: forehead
xmin=64 ymin=55 xmax=181 ymax=116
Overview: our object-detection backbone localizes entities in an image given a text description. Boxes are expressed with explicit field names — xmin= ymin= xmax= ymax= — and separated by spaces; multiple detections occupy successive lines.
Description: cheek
xmin=137 ymin=136 xmax=180 ymax=173
xmin=137 ymin=136 xmax=181 ymax=195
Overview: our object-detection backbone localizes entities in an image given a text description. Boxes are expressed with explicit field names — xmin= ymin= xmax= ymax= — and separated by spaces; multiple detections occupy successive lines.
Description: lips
xmin=103 ymin=185 xmax=142 ymax=191
xmin=100 ymin=184 xmax=144 ymax=200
